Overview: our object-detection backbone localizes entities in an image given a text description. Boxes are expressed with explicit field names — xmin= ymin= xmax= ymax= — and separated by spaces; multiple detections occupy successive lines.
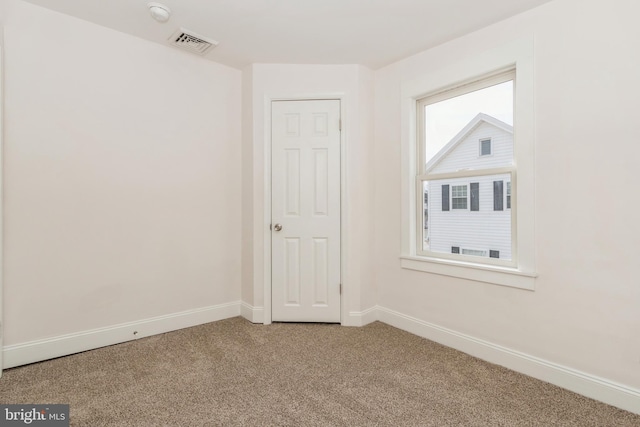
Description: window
xmin=480 ymin=138 xmax=492 ymax=156
xmin=401 ymin=37 xmax=536 ymax=290
xmin=423 ymin=183 xmax=429 ymax=230
xmin=417 ymin=71 xmax=514 ymax=263
xmin=462 ymin=248 xmax=487 ymax=257
xmin=451 ymin=185 xmax=468 ymax=209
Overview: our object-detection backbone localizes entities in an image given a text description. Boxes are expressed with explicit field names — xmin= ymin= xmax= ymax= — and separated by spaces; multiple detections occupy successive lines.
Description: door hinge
xmin=269 ymin=224 xmax=272 ymax=231
xmin=339 ymin=119 xmax=342 ymax=132
xmin=339 ymin=283 xmax=342 ymax=295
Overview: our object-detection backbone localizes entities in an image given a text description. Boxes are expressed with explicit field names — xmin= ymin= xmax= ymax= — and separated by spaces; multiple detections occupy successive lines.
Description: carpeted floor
xmin=0 ymin=317 xmax=638 ymax=426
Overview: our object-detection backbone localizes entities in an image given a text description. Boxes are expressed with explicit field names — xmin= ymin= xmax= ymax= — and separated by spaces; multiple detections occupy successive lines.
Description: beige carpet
xmin=0 ymin=317 xmax=638 ymax=426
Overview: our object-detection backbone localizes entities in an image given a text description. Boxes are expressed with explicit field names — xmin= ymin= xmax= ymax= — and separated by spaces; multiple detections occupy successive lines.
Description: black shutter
xmin=470 ymin=182 xmax=479 ymax=211
xmin=489 ymin=250 xmax=500 ymax=259
xmin=442 ymin=185 xmax=450 ymax=211
xmin=493 ymin=181 xmax=504 ymax=211
xmin=451 ymin=246 xmax=460 ymax=254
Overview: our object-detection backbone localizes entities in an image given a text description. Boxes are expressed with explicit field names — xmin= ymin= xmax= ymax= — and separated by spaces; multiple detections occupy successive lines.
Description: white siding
xmin=427 ymin=174 xmax=512 ymax=260
xmin=429 ymin=122 xmax=513 ymax=174
xmin=425 ymin=120 xmax=513 ymax=260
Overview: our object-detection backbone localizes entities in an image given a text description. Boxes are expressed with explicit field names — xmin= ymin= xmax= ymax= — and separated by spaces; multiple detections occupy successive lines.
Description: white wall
xmin=374 ymin=0 xmax=640 ymax=395
xmin=241 ymin=63 xmax=376 ymax=324
xmin=1 ymin=0 xmax=242 ymax=352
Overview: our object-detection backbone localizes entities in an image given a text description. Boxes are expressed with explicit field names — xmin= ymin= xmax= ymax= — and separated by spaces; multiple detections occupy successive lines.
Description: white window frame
xmin=418 ymin=71 xmax=514 ymax=266
xmin=450 ymin=184 xmax=469 ymax=210
xmin=480 ymin=138 xmax=492 ymax=157
xmin=400 ymin=37 xmax=536 ymax=290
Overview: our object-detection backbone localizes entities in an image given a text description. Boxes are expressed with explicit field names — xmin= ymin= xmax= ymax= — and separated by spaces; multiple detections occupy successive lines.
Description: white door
xmin=271 ymin=100 xmax=341 ymax=323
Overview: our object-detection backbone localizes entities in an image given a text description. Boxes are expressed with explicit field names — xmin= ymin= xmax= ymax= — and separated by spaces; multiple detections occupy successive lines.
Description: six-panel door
xmin=271 ymin=100 xmax=341 ymax=323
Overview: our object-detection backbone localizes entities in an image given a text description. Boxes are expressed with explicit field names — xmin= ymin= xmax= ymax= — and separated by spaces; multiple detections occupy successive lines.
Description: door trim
xmin=263 ymin=94 xmax=347 ymax=325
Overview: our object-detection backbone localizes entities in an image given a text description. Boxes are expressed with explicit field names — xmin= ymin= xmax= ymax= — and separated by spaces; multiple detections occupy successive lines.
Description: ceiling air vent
xmin=168 ymin=28 xmax=218 ymax=56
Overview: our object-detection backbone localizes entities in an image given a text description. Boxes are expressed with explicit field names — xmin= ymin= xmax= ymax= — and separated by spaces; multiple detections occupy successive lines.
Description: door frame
xmin=263 ymin=94 xmax=347 ymax=325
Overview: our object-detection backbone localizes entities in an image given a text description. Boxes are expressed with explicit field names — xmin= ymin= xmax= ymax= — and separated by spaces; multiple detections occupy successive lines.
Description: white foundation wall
xmin=374 ymin=0 xmax=640 ymax=394
xmin=1 ymin=0 xmax=242 ymax=355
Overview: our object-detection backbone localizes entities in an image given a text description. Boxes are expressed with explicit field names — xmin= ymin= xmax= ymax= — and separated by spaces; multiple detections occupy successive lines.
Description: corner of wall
xmin=241 ymin=65 xmax=255 ymax=307
xmin=240 ymin=301 xmax=264 ymax=324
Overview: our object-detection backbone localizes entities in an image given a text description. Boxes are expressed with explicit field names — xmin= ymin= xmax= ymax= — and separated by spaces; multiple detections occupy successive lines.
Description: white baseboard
xmin=377 ymin=306 xmax=640 ymax=415
xmin=3 ymin=301 xmax=241 ymax=369
xmin=344 ymin=306 xmax=379 ymax=326
xmin=4 ymin=302 xmax=638 ymax=415
xmin=240 ymin=302 xmax=264 ymax=324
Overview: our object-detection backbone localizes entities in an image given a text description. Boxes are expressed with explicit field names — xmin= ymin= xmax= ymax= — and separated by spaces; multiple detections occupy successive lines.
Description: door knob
xmin=273 ymin=223 xmax=283 ymax=232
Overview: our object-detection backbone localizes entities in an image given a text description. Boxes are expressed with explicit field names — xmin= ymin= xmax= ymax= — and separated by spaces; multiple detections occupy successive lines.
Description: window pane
xmin=425 ymin=174 xmax=512 ymax=260
xmin=462 ymin=248 xmax=487 ymax=257
xmin=422 ymin=181 xmax=429 ymax=250
xmin=452 ymin=198 xmax=467 ymax=209
xmin=424 ymin=80 xmax=513 ymax=174
xmin=419 ymin=76 xmax=514 ymax=261
xmin=480 ymin=139 xmax=492 ymax=156
xmin=452 ymin=185 xmax=467 ymax=197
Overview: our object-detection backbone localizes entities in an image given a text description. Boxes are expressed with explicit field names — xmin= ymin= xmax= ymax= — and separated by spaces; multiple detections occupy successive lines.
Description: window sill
xmin=400 ymin=255 xmax=537 ymax=290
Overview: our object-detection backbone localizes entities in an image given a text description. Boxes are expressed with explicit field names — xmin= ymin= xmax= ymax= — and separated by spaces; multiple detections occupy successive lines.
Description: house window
xmin=451 ymin=185 xmax=468 ymax=209
xmin=480 ymin=138 xmax=492 ymax=156
xmin=401 ymin=38 xmax=537 ymax=290
xmin=423 ymin=182 xmax=429 ymax=231
xmin=462 ymin=248 xmax=487 ymax=257
xmin=417 ymin=70 xmax=514 ymax=263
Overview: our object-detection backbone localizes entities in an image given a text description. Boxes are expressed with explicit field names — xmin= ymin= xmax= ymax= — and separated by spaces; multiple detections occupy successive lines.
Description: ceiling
xmin=20 ymin=0 xmax=553 ymax=69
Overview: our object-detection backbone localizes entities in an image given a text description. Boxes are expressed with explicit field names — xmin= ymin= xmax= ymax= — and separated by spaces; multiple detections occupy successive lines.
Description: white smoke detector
xmin=148 ymin=2 xmax=171 ymax=23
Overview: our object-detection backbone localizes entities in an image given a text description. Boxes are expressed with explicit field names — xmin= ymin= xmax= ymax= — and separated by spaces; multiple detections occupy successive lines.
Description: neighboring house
xmin=426 ymin=113 xmax=513 ymax=260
